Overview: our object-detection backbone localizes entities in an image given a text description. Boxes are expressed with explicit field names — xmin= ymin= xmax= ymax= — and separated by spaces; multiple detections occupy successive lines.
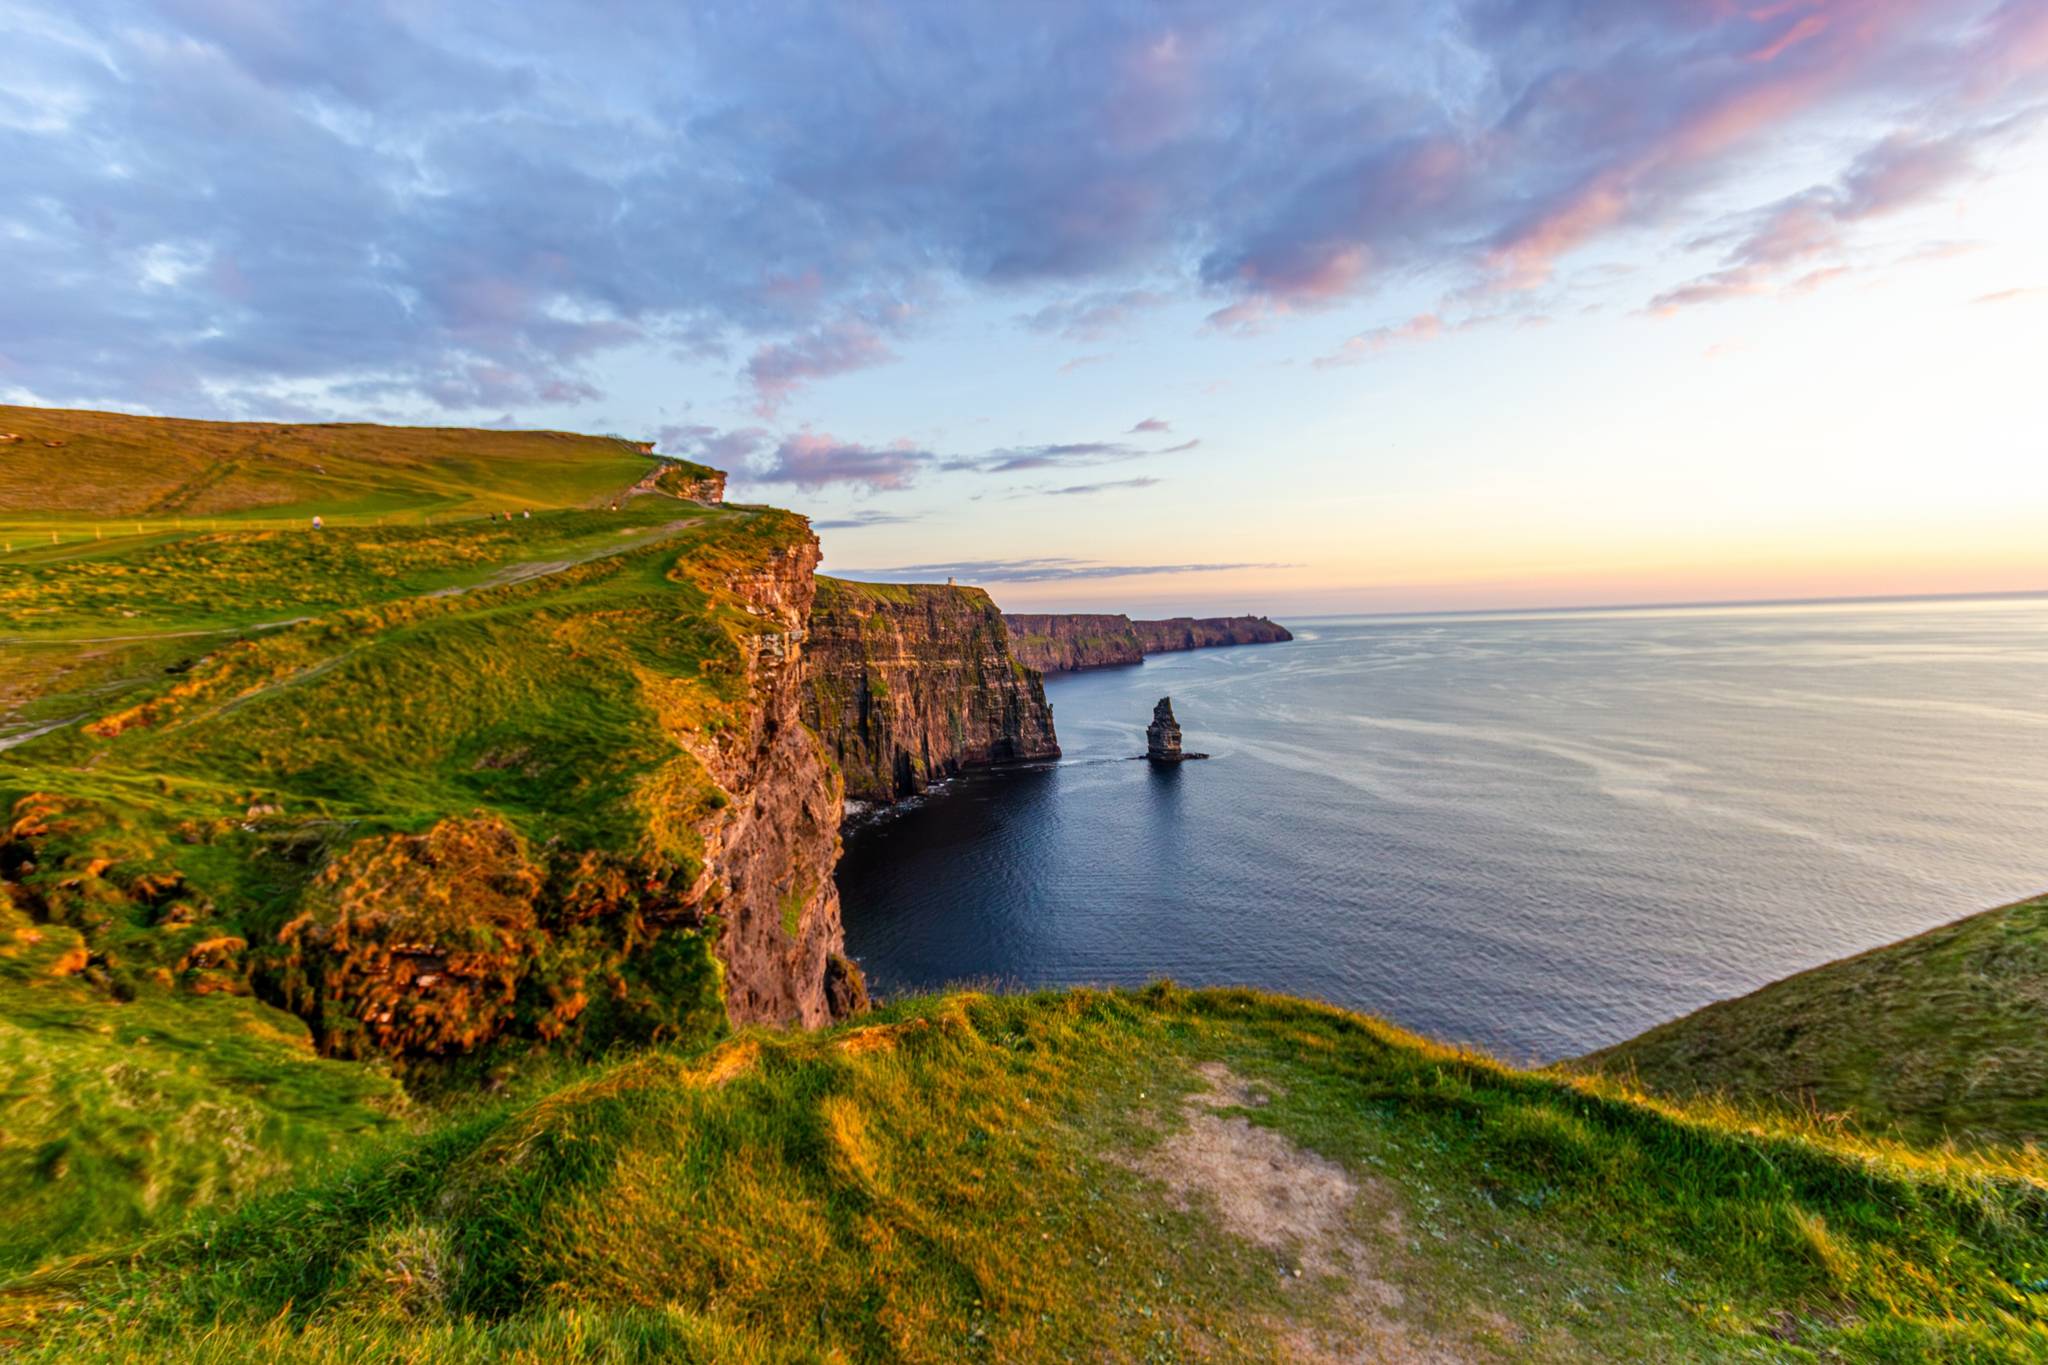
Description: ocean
xmin=835 ymin=595 xmax=2048 ymax=1063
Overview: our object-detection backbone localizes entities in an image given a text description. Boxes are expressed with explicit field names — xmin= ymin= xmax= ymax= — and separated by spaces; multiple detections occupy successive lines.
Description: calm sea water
xmin=836 ymin=596 xmax=2048 ymax=1063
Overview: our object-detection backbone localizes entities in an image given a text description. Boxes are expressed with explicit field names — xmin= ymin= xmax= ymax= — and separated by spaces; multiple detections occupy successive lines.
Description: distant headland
xmin=1003 ymin=612 xmax=1292 ymax=673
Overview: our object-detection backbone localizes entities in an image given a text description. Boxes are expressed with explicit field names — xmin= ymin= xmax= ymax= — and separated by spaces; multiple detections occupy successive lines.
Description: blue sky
xmin=4 ymin=0 xmax=2044 ymax=611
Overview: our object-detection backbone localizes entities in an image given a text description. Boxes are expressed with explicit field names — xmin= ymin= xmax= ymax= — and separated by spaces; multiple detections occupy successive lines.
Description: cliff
xmin=1132 ymin=614 xmax=1293 ymax=655
xmin=803 ymin=578 xmax=1060 ymax=804
xmin=1004 ymin=611 xmax=1292 ymax=673
xmin=0 ymin=416 xmax=858 ymax=1083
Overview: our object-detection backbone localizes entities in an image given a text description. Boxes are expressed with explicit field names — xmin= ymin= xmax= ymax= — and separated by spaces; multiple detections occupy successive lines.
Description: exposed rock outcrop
xmin=630 ymin=456 xmax=728 ymax=505
xmin=803 ymin=579 xmax=1060 ymax=805
xmin=1143 ymin=696 xmax=1208 ymax=762
xmin=1146 ymin=697 xmax=1182 ymax=760
xmin=1005 ymin=613 xmax=1292 ymax=674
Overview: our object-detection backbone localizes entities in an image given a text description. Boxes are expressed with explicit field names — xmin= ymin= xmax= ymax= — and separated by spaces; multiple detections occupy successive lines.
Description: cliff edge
xmin=1005 ymin=611 xmax=1292 ymax=673
xmin=804 ymin=578 xmax=1059 ymax=805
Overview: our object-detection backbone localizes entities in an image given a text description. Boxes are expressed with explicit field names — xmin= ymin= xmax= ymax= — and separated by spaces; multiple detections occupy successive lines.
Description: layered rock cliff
xmin=1004 ymin=612 xmax=1293 ymax=673
xmin=803 ymin=579 xmax=1060 ymax=804
xmin=682 ymin=533 xmax=848 ymax=1027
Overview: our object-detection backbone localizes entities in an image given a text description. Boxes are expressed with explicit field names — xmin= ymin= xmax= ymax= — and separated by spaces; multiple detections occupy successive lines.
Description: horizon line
xmin=1276 ymin=586 xmax=2048 ymax=624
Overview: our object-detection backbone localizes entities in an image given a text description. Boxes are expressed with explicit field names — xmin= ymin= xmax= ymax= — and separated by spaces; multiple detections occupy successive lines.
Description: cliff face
xmin=1005 ymin=613 xmax=1293 ymax=673
xmin=685 ymin=535 xmax=848 ymax=1028
xmin=804 ymin=579 xmax=1060 ymax=805
xmin=1001 ymin=613 xmax=1146 ymax=671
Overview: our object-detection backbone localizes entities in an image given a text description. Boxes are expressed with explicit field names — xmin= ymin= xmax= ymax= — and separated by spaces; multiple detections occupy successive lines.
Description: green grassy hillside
xmin=3 ymin=986 xmax=2044 ymax=1362
xmin=1579 ymin=895 xmax=2048 ymax=1150
xmin=0 ymin=410 xmax=830 ymax=1277
xmin=0 ymin=405 xmax=710 ymax=526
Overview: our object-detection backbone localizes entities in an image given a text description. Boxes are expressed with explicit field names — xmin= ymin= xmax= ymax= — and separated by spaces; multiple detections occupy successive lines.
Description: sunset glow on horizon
xmin=5 ymin=1 xmax=2045 ymax=614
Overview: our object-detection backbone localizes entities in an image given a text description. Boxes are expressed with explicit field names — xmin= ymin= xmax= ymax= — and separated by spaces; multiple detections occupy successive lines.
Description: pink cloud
xmin=753 ymin=430 xmax=930 ymax=491
xmin=1207 ymin=244 xmax=1372 ymax=332
xmin=1748 ymin=13 xmax=1830 ymax=64
xmin=745 ymin=320 xmax=897 ymax=416
xmin=1129 ymin=416 xmax=1170 ymax=433
xmin=1312 ymin=313 xmax=1450 ymax=369
xmin=1647 ymin=129 xmax=1982 ymax=315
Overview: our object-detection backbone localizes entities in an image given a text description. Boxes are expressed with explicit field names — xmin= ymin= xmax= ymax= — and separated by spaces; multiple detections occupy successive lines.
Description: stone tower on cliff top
xmin=1146 ymin=696 xmax=1182 ymax=760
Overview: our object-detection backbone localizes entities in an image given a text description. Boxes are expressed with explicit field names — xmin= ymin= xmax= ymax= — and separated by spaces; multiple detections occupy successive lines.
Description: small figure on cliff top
xmin=1145 ymin=697 xmax=1209 ymax=762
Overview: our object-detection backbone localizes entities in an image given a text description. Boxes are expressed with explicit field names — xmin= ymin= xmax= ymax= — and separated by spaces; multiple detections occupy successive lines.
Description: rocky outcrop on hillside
xmin=629 ymin=457 xmax=728 ymax=504
xmin=804 ymin=579 xmax=1060 ymax=805
xmin=1004 ymin=612 xmax=1292 ymax=673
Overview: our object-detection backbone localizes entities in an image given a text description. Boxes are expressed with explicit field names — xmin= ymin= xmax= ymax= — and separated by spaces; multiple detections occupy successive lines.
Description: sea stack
xmin=1146 ymin=697 xmax=1184 ymax=760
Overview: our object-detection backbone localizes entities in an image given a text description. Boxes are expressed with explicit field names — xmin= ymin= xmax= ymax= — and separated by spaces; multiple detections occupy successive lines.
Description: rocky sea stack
xmin=1145 ymin=696 xmax=1208 ymax=762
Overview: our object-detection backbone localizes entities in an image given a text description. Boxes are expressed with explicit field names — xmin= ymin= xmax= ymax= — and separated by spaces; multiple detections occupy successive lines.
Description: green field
xmin=1580 ymin=895 xmax=2048 ymax=1150
xmin=0 ymin=404 xmax=711 ymax=531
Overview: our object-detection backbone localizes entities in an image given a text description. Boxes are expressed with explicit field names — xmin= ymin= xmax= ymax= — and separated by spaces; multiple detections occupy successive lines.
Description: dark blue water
xmin=836 ymin=596 xmax=2048 ymax=1062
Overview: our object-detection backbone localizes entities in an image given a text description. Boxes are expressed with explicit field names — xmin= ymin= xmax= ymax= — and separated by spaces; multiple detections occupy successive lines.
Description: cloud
xmin=1022 ymin=289 xmax=1169 ymax=341
xmin=1646 ymin=125 xmax=2023 ymax=315
xmin=658 ymin=423 xmax=773 ymax=464
xmin=1974 ymin=286 xmax=2042 ymax=304
xmin=663 ymin=421 xmax=1200 ymax=487
xmin=942 ymin=436 xmax=1197 ymax=474
xmin=2 ymin=1 xmax=2041 ymax=413
xmin=1313 ymin=313 xmax=1450 ymax=368
xmin=835 ymin=557 xmax=1287 ymax=584
xmin=1057 ymin=354 xmax=1114 ymax=375
xmin=751 ymin=432 xmax=933 ymax=492
xmin=1037 ymin=477 xmax=1163 ymax=496
xmin=812 ymin=509 xmax=923 ymax=529
xmin=745 ymin=319 xmax=898 ymax=416
xmin=1128 ymin=416 xmax=1170 ymax=433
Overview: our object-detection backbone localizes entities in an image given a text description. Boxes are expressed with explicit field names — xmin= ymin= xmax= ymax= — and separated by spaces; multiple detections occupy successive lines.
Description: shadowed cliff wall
xmin=804 ymin=580 xmax=1060 ymax=805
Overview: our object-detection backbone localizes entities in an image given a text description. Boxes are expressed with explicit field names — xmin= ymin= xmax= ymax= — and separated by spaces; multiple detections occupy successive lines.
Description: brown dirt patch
xmin=1136 ymin=1062 xmax=1483 ymax=1364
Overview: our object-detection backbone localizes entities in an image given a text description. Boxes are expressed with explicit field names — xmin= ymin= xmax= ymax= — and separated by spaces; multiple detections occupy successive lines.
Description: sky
xmin=3 ymin=0 xmax=2045 ymax=614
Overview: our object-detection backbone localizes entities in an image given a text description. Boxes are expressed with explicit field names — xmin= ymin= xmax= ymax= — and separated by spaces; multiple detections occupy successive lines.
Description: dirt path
xmin=1136 ymin=1063 xmax=1482 ymax=1364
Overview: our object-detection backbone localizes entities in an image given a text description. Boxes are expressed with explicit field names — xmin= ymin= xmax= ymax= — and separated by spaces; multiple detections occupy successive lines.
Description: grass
xmin=0 ymin=409 xmax=852 ymax=1301
xmin=1 ymin=431 xmax=822 ymax=1079
xmin=2 ymin=985 xmax=2044 ymax=1361
xmin=1577 ymin=894 xmax=2048 ymax=1150
xmin=0 ymin=405 xmax=670 ymax=526
xmin=0 ymin=890 xmax=406 ymax=1274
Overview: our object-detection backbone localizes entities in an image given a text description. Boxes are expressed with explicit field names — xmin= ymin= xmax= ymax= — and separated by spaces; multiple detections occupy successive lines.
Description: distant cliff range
xmin=1003 ymin=613 xmax=1293 ymax=674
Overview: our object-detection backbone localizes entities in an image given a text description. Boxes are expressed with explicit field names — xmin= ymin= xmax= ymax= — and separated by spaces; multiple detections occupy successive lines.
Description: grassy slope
xmin=1579 ymin=895 xmax=2048 ymax=1150
xmin=0 ymin=411 xmax=804 ymax=1273
xmin=0 ymin=404 xmax=710 ymax=525
xmin=0 ymin=889 xmax=406 ymax=1276
xmin=3 ymin=986 xmax=2044 ymax=1362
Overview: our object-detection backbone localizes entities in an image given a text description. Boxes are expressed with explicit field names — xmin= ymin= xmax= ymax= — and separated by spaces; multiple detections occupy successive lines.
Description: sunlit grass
xmin=2 ymin=986 xmax=2043 ymax=1361
xmin=1579 ymin=893 xmax=2048 ymax=1150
